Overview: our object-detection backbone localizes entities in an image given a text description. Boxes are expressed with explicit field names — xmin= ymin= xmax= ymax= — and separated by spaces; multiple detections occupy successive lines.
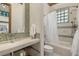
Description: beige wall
xmin=30 ymin=3 xmax=44 ymax=56
xmin=30 ymin=3 xmax=43 ymax=33
xmin=43 ymin=4 xmax=51 ymax=16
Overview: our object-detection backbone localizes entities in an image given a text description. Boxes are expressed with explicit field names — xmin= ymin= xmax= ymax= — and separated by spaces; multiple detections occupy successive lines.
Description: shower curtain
xmin=43 ymin=11 xmax=59 ymax=44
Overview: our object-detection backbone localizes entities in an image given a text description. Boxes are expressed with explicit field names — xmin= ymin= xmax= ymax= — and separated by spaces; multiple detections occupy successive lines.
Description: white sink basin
xmin=0 ymin=37 xmax=40 ymax=55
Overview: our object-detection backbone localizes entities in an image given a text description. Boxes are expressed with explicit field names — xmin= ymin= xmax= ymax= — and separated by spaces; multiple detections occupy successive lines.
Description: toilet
xmin=44 ymin=36 xmax=54 ymax=56
xmin=44 ymin=44 xmax=54 ymax=56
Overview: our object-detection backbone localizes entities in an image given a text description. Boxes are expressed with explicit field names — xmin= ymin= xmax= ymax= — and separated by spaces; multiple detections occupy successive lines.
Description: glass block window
xmin=56 ymin=8 xmax=69 ymax=23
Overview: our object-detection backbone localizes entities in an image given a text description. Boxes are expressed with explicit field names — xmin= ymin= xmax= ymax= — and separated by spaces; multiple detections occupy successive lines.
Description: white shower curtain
xmin=44 ymin=11 xmax=59 ymax=44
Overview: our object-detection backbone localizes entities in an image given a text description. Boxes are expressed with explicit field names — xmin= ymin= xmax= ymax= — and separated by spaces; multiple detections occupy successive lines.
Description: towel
xmin=71 ymin=29 xmax=79 ymax=56
xmin=30 ymin=24 xmax=37 ymax=38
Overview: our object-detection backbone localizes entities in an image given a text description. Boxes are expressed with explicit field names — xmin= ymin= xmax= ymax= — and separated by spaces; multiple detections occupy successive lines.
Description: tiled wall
xmin=57 ymin=6 xmax=77 ymax=43
xmin=0 ymin=33 xmax=29 ymax=42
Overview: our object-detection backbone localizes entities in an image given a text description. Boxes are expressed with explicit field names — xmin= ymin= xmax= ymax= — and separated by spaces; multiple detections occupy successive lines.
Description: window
xmin=56 ymin=8 xmax=69 ymax=23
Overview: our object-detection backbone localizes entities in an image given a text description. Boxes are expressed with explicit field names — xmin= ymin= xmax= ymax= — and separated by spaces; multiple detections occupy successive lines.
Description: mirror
xmin=0 ymin=3 xmax=11 ymax=33
xmin=11 ymin=3 xmax=25 ymax=33
xmin=0 ymin=3 xmax=29 ymax=33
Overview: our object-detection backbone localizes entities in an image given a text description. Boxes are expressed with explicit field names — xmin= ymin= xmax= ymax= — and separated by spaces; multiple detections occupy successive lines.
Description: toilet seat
xmin=44 ymin=45 xmax=54 ymax=56
xmin=44 ymin=45 xmax=54 ymax=49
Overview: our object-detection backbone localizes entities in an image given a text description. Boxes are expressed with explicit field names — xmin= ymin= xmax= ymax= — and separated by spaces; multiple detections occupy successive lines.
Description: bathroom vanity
xmin=0 ymin=37 xmax=40 ymax=56
xmin=0 ymin=3 xmax=44 ymax=56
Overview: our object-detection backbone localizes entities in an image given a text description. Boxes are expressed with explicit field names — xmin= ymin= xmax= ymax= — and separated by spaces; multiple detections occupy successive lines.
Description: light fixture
xmin=48 ymin=3 xmax=57 ymax=6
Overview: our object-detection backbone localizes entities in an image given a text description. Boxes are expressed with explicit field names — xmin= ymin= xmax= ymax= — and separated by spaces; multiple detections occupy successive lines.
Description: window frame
xmin=56 ymin=8 xmax=69 ymax=24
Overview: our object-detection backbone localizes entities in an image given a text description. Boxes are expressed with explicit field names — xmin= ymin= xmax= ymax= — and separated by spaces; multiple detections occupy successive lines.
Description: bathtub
xmin=45 ymin=41 xmax=72 ymax=56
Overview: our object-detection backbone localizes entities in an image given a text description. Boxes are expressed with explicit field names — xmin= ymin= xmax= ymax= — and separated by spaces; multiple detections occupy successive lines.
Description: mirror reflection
xmin=0 ymin=3 xmax=11 ymax=33
xmin=0 ymin=3 xmax=27 ymax=33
